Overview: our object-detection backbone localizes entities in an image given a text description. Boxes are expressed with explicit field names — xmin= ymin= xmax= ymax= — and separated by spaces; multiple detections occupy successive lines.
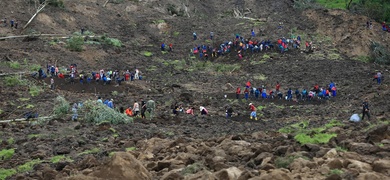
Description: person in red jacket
xmin=246 ymin=81 xmax=251 ymax=89
xmin=236 ymin=87 xmax=241 ymax=99
xmin=276 ymin=81 xmax=280 ymax=92
xmin=249 ymin=103 xmax=257 ymax=120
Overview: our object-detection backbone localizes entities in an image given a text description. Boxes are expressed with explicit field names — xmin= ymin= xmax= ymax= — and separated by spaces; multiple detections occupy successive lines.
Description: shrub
xmin=29 ymin=85 xmax=43 ymax=97
xmin=371 ymin=42 xmax=390 ymax=65
xmin=81 ymin=100 xmax=133 ymax=125
xmin=0 ymin=168 xmax=17 ymax=180
xmin=8 ymin=61 xmax=21 ymax=69
xmin=66 ymin=36 xmax=84 ymax=52
xmin=4 ymin=76 xmax=26 ymax=86
xmin=30 ymin=64 xmax=41 ymax=71
xmin=274 ymin=156 xmax=297 ymax=168
xmin=143 ymin=51 xmax=153 ymax=57
xmin=47 ymin=0 xmax=65 ymax=8
xmin=17 ymin=159 xmax=43 ymax=173
xmin=53 ymin=96 xmax=70 ymax=117
xmin=50 ymin=155 xmax=73 ymax=163
xmin=0 ymin=149 xmax=15 ymax=160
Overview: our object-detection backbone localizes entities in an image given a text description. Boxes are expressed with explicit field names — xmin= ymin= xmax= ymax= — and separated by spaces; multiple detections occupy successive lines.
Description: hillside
xmin=1 ymin=0 xmax=390 ymax=179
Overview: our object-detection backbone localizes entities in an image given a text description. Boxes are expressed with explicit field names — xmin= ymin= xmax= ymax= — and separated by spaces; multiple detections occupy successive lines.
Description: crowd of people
xmin=235 ymin=81 xmax=338 ymax=102
xmin=189 ymin=29 xmax=310 ymax=60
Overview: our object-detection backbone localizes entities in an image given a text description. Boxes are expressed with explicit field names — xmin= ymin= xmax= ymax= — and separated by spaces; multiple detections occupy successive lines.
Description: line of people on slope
xmin=235 ymin=81 xmax=338 ymax=101
xmin=172 ymin=104 xmax=209 ymax=116
xmin=97 ymin=97 xmax=156 ymax=120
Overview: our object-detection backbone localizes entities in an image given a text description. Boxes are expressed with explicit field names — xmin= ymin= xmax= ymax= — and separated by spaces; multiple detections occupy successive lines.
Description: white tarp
xmin=350 ymin=114 xmax=361 ymax=122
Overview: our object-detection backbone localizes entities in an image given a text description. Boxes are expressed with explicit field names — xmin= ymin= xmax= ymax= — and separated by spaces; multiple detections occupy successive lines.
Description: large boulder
xmin=372 ymin=159 xmax=390 ymax=174
xmin=356 ymin=172 xmax=390 ymax=180
xmin=347 ymin=159 xmax=373 ymax=173
xmin=69 ymin=152 xmax=152 ymax=180
xmin=214 ymin=167 xmax=243 ymax=180
xmin=348 ymin=142 xmax=379 ymax=155
xmin=252 ymin=169 xmax=293 ymax=180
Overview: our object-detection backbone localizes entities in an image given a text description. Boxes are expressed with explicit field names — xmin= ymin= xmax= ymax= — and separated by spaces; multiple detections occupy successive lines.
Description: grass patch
xmin=125 ymin=147 xmax=136 ymax=151
xmin=18 ymin=98 xmax=30 ymax=102
xmin=30 ymin=64 xmax=41 ymax=71
xmin=173 ymin=31 xmax=180 ymax=36
xmin=250 ymin=59 xmax=266 ymax=65
xmin=353 ymin=55 xmax=371 ymax=63
xmin=148 ymin=65 xmax=158 ymax=71
xmin=165 ymin=131 xmax=175 ymax=136
xmin=143 ymin=51 xmax=153 ymax=57
xmin=253 ymin=74 xmax=267 ymax=81
xmin=29 ymin=85 xmax=43 ymax=97
xmin=50 ymin=155 xmax=73 ymax=163
xmin=7 ymin=138 xmax=14 ymax=145
xmin=274 ymin=156 xmax=300 ymax=168
xmin=53 ymin=96 xmax=70 ymax=118
xmin=316 ymin=0 xmax=358 ymax=9
xmin=0 ymin=168 xmax=17 ymax=180
xmin=329 ymin=169 xmax=343 ymax=175
xmin=294 ymin=133 xmax=337 ymax=144
xmin=0 ymin=149 xmax=15 ymax=160
xmin=109 ymin=152 xmax=116 ymax=157
xmin=17 ymin=159 xmax=43 ymax=173
xmin=152 ymin=19 xmax=165 ymax=24
xmin=262 ymin=54 xmax=271 ymax=60
xmin=181 ymin=163 xmax=202 ymax=175
xmin=335 ymin=146 xmax=348 ymax=152
xmin=78 ymin=148 xmax=100 ymax=156
xmin=257 ymin=105 xmax=266 ymax=111
xmin=8 ymin=61 xmax=21 ymax=69
xmin=325 ymin=119 xmax=343 ymax=128
xmin=27 ymin=134 xmax=43 ymax=139
xmin=4 ymin=76 xmax=27 ymax=86
xmin=328 ymin=53 xmax=342 ymax=60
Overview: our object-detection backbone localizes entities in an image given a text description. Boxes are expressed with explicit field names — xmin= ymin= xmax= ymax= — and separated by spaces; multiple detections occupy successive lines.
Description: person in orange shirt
xmin=125 ymin=107 xmax=133 ymax=117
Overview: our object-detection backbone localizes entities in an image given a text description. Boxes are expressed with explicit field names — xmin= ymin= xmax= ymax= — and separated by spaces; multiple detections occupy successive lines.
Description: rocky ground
xmin=1 ymin=0 xmax=390 ymax=179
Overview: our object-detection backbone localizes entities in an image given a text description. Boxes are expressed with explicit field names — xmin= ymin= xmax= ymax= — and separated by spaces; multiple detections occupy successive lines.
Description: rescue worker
xmin=249 ymin=103 xmax=257 ymax=120
xmin=146 ymin=99 xmax=156 ymax=120
xmin=362 ymin=99 xmax=370 ymax=120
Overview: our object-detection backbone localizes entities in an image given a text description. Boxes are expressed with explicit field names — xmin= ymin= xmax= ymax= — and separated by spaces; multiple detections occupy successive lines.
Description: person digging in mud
xmin=146 ymin=99 xmax=156 ymax=120
xmin=200 ymin=106 xmax=208 ymax=116
xmin=186 ymin=107 xmax=195 ymax=115
xmin=133 ymin=100 xmax=140 ymax=117
xmin=226 ymin=106 xmax=233 ymax=119
xmin=236 ymin=87 xmax=241 ymax=99
xmin=140 ymin=98 xmax=146 ymax=119
xmin=125 ymin=106 xmax=133 ymax=117
xmin=362 ymin=99 xmax=371 ymax=121
xmin=71 ymin=103 xmax=78 ymax=121
xmin=249 ymin=103 xmax=257 ymax=120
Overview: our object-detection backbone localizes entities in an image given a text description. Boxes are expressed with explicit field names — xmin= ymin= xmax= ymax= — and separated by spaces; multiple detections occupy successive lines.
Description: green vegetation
xmin=101 ymin=34 xmax=122 ymax=47
xmin=316 ymin=0 xmax=356 ymax=9
xmin=353 ymin=55 xmax=371 ymax=63
xmin=4 ymin=76 xmax=27 ymax=86
xmin=262 ymin=54 xmax=271 ymax=60
xmin=8 ymin=61 xmax=21 ymax=69
xmin=152 ymin=19 xmax=165 ymax=24
xmin=16 ymin=159 xmax=43 ymax=172
xmin=253 ymin=74 xmax=267 ymax=81
xmin=29 ymin=85 xmax=43 ymax=97
xmin=0 ymin=168 xmax=17 ymax=180
xmin=0 ymin=149 xmax=15 ymax=160
xmin=30 ymin=64 xmax=41 ymax=71
xmin=82 ymin=100 xmax=133 ymax=124
xmin=336 ymin=146 xmax=348 ymax=152
xmin=66 ymin=36 xmax=84 ymax=52
xmin=181 ymin=163 xmax=203 ymax=175
xmin=371 ymin=42 xmax=390 ymax=65
xmin=274 ymin=156 xmax=305 ymax=168
xmin=111 ymin=91 xmax=119 ymax=96
xmin=7 ymin=138 xmax=14 ymax=145
xmin=27 ymin=134 xmax=43 ymax=139
xmin=329 ymin=169 xmax=343 ymax=175
xmin=47 ymin=0 xmax=65 ymax=8
xmin=125 ymin=147 xmax=137 ymax=151
xmin=53 ymin=96 xmax=70 ymax=117
xmin=278 ymin=119 xmax=342 ymax=144
xmin=78 ymin=148 xmax=100 ymax=156
xmin=143 ymin=51 xmax=153 ymax=57
xmin=173 ymin=31 xmax=180 ymax=36
xmin=50 ymin=155 xmax=73 ymax=163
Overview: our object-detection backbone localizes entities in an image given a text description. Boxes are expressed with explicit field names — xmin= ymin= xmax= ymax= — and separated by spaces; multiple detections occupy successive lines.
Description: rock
xmin=356 ymin=172 xmax=390 ymax=180
xmin=339 ymin=151 xmax=362 ymax=161
xmin=78 ymin=155 xmax=100 ymax=169
xmin=153 ymin=161 xmax=172 ymax=172
xmin=161 ymin=170 xmax=184 ymax=180
xmin=327 ymin=158 xmax=344 ymax=169
xmin=316 ymin=147 xmax=330 ymax=157
xmin=42 ymin=166 xmax=57 ymax=180
xmin=325 ymin=174 xmax=342 ymax=180
xmin=253 ymin=169 xmax=293 ymax=180
xmin=214 ymin=167 xmax=243 ymax=180
xmin=259 ymin=163 xmax=276 ymax=171
xmin=323 ymin=148 xmax=338 ymax=159
xmin=372 ymin=159 xmax=390 ymax=174
xmin=347 ymin=159 xmax=372 ymax=173
xmin=251 ymin=131 xmax=267 ymax=139
xmin=274 ymin=146 xmax=289 ymax=155
xmin=289 ymin=158 xmax=317 ymax=173
xmin=185 ymin=170 xmax=217 ymax=180
xmin=70 ymin=152 xmax=152 ymax=180
xmin=254 ymin=152 xmax=273 ymax=165
xmin=303 ymin=144 xmax=320 ymax=152
xmin=348 ymin=142 xmax=379 ymax=154
xmin=31 ymin=150 xmax=47 ymax=159
xmin=55 ymin=146 xmax=71 ymax=155
xmin=366 ymin=124 xmax=390 ymax=143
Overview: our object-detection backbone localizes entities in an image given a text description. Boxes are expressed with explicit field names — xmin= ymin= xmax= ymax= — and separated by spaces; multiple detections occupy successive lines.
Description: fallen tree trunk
xmin=0 ymin=34 xmax=104 ymax=41
xmin=103 ymin=0 xmax=110 ymax=7
xmin=0 ymin=72 xmax=29 ymax=77
xmin=0 ymin=116 xmax=53 ymax=123
xmin=23 ymin=2 xmax=47 ymax=29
